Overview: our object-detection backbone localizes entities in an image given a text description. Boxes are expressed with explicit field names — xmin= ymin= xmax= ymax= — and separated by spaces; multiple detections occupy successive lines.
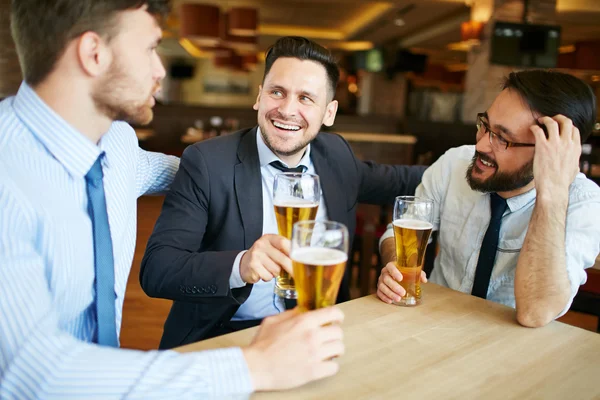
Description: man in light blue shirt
xmin=0 ymin=0 xmax=345 ymax=398
xmin=377 ymin=70 xmax=600 ymax=328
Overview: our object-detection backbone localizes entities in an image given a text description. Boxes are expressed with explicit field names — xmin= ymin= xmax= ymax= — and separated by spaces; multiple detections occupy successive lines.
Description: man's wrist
xmin=230 ymin=251 xmax=248 ymax=288
xmin=535 ymin=188 xmax=569 ymax=210
xmin=242 ymin=346 xmax=269 ymax=392
xmin=380 ymin=237 xmax=397 ymax=265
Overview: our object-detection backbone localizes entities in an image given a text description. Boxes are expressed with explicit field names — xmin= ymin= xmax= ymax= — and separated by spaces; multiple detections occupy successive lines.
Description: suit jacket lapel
xmin=235 ymin=127 xmax=264 ymax=248
xmin=312 ymin=135 xmax=346 ymax=226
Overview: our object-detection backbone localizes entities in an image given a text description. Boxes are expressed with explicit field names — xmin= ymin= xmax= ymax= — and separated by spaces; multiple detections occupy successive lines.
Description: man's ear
xmin=322 ymin=100 xmax=339 ymax=127
xmin=253 ymin=85 xmax=263 ymax=111
xmin=76 ymin=31 xmax=112 ymax=77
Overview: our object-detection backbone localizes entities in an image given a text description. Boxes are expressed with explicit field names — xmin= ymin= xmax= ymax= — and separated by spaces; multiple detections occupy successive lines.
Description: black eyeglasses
xmin=476 ymin=113 xmax=536 ymax=152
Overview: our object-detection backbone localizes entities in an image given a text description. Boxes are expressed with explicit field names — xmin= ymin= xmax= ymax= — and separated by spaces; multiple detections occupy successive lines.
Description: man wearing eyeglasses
xmin=377 ymin=69 xmax=600 ymax=328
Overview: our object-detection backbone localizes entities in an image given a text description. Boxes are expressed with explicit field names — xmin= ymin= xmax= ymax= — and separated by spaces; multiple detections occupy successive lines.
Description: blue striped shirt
xmin=0 ymin=83 xmax=253 ymax=398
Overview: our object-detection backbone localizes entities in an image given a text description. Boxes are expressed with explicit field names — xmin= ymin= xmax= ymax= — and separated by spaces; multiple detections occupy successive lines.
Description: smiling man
xmin=377 ymin=70 xmax=600 ymax=327
xmin=140 ymin=36 xmax=426 ymax=347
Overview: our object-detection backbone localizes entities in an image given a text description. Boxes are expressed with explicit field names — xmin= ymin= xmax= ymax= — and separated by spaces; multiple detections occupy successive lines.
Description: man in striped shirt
xmin=0 ymin=0 xmax=344 ymax=398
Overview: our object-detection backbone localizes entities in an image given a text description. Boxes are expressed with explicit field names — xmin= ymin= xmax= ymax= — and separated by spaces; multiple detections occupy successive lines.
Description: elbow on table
xmin=516 ymin=308 xmax=556 ymax=328
xmin=516 ymin=298 xmax=570 ymax=328
xmin=515 ymin=287 xmax=571 ymax=328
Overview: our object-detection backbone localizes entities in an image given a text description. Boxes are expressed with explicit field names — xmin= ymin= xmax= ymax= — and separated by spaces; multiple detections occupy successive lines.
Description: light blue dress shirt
xmin=0 ymin=83 xmax=252 ymax=398
xmin=381 ymin=145 xmax=600 ymax=316
xmin=230 ymin=128 xmax=329 ymax=320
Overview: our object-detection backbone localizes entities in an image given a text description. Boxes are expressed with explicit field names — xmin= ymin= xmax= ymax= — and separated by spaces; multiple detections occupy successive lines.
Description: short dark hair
xmin=502 ymin=70 xmax=597 ymax=143
xmin=263 ymin=36 xmax=340 ymax=100
xmin=10 ymin=0 xmax=170 ymax=87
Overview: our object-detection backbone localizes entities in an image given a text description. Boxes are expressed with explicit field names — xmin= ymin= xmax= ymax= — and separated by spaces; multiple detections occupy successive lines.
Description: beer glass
xmin=273 ymin=173 xmax=320 ymax=299
xmin=392 ymin=196 xmax=433 ymax=306
xmin=291 ymin=221 xmax=348 ymax=312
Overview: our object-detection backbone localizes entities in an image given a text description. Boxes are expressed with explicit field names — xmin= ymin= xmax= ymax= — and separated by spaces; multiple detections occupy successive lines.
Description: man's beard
xmin=259 ymin=110 xmax=314 ymax=158
xmin=92 ymin=61 xmax=157 ymax=126
xmin=466 ymin=151 xmax=534 ymax=193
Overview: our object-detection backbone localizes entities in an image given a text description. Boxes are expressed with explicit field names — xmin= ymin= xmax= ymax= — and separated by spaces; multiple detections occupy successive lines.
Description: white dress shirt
xmin=230 ymin=128 xmax=329 ymax=320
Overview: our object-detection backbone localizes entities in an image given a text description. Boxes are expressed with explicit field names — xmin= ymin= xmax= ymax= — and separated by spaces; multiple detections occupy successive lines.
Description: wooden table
xmin=177 ymin=284 xmax=600 ymax=399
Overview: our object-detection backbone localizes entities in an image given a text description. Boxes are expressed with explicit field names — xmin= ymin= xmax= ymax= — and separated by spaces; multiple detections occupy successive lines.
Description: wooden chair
xmin=570 ymin=265 xmax=600 ymax=333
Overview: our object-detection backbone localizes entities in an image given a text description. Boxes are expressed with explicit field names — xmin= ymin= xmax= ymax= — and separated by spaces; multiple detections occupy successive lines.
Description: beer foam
xmin=273 ymin=199 xmax=318 ymax=208
xmin=393 ymin=219 xmax=433 ymax=230
xmin=291 ymin=247 xmax=348 ymax=265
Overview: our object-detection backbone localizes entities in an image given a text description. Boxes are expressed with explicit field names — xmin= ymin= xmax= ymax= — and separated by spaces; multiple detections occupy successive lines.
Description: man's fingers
xmin=256 ymin=264 xmax=276 ymax=282
xmin=378 ymin=283 xmax=402 ymax=303
xmin=420 ymin=270 xmax=428 ymax=283
xmin=257 ymin=252 xmax=284 ymax=279
xmin=530 ymin=124 xmax=546 ymax=144
xmin=244 ymin=267 xmax=260 ymax=284
xmin=383 ymin=274 xmax=406 ymax=296
xmin=266 ymin=234 xmax=291 ymax=255
xmin=538 ymin=116 xmax=560 ymax=142
xmin=572 ymin=126 xmax=581 ymax=144
xmin=300 ymin=306 xmax=344 ymax=328
xmin=317 ymin=340 xmax=345 ymax=361
xmin=552 ymin=114 xmax=573 ymax=142
xmin=317 ymin=324 xmax=344 ymax=345
xmin=377 ymin=288 xmax=395 ymax=304
xmin=385 ymin=262 xmax=403 ymax=281
xmin=265 ymin=244 xmax=293 ymax=276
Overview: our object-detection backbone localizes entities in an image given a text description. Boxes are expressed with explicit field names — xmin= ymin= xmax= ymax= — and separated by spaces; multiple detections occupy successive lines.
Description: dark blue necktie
xmin=270 ymin=161 xmax=307 ymax=173
xmin=471 ymin=193 xmax=508 ymax=299
xmin=85 ymin=156 xmax=118 ymax=347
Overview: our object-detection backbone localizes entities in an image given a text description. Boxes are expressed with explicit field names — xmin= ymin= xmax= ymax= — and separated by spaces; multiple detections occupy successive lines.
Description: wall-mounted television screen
xmin=490 ymin=21 xmax=560 ymax=68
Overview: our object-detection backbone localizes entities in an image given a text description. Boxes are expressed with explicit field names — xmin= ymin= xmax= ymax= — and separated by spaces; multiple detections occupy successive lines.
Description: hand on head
xmin=531 ymin=115 xmax=582 ymax=197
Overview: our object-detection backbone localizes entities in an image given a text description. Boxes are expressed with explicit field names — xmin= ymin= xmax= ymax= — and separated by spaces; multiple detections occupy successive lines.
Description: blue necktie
xmin=85 ymin=156 xmax=118 ymax=347
xmin=471 ymin=193 xmax=507 ymax=299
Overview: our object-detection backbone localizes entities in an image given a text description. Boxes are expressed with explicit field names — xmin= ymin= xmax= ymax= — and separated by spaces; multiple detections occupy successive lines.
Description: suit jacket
xmin=140 ymin=127 xmax=425 ymax=349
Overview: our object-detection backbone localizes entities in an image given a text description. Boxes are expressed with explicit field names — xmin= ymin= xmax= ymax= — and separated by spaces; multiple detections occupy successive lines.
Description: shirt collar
xmin=504 ymin=187 xmax=537 ymax=213
xmin=256 ymin=126 xmax=311 ymax=169
xmin=12 ymin=82 xmax=103 ymax=178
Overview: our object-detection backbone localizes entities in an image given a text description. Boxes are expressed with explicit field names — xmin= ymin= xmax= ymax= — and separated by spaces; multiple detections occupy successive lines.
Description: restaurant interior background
xmin=0 ymin=0 xmax=598 ymax=349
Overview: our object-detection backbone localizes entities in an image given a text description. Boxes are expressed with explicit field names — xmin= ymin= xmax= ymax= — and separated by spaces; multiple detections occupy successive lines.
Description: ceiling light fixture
xmin=228 ymin=7 xmax=258 ymax=37
xmin=179 ymin=4 xmax=221 ymax=46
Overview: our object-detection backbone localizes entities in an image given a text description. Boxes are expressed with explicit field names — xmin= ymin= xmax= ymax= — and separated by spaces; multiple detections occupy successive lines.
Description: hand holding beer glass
xmin=291 ymin=221 xmax=348 ymax=312
xmin=273 ymin=173 xmax=320 ymax=299
xmin=391 ymin=196 xmax=433 ymax=306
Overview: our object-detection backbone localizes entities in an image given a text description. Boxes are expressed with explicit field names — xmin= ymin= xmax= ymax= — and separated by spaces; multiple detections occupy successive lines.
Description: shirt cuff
xmin=230 ymin=251 xmax=248 ymax=288
xmin=183 ymin=347 xmax=254 ymax=395
xmin=379 ymin=223 xmax=395 ymax=251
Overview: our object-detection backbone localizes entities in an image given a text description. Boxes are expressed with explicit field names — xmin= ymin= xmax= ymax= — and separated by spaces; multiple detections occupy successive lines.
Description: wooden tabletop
xmin=177 ymin=284 xmax=600 ymax=399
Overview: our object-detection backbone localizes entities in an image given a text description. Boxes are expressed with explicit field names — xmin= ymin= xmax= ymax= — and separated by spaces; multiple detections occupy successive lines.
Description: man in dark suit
xmin=141 ymin=36 xmax=426 ymax=349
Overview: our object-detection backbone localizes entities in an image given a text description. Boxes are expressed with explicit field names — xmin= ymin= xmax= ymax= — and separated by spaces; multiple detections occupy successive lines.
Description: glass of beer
xmin=291 ymin=221 xmax=348 ymax=312
xmin=273 ymin=173 xmax=320 ymax=299
xmin=392 ymin=196 xmax=433 ymax=306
